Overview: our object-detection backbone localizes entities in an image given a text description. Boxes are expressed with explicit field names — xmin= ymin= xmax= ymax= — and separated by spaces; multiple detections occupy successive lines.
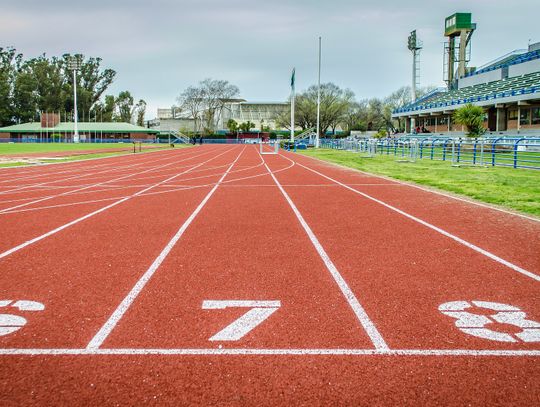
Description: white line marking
xmin=0 ymin=148 xmax=184 ymax=195
xmin=294 ymin=161 xmax=540 ymax=283
xmin=260 ymin=154 xmax=389 ymax=350
xmin=0 ymin=348 xmax=539 ymax=357
xmin=301 ymin=153 xmax=540 ymax=223
xmin=202 ymin=300 xmax=280 ymax=341
xmin=0 ymin=147 xmax=234 ymax=260
xmin=0 ymin=148 xmax=215 ymax=213
xmin=86 ymin=147 xmax=246 ymax=349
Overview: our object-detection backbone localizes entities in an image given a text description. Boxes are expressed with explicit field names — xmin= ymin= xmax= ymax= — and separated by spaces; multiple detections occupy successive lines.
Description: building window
xmin=532 ymin=107 xmax=540 ymax=125
xmin=520 ymin=108 xmax=530 ymax=126
xmin=508 ymin=109 xmax=518 ymax=120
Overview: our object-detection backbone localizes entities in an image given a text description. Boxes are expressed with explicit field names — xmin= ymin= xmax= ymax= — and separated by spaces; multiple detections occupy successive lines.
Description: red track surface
xmin=0 ymin=145 xmax=539 ymax=405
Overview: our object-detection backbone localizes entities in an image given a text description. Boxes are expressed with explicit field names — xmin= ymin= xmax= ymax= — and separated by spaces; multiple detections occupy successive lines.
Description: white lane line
xmin=261 ymin=156 xmax=389 ymax=351
xmin=0 ymin=148 xmax=182 ymax=196
xmin=0 ymin=348 xmax=539 ymax=356
xmin=0 ymin=146 xmax=181 ymax=183
xmin=302 ymin=153 xmax=540 ymax=223
xmin=0 ymin=148 xmax=217 ymax=213
xmin=0 ymin=155 xmax=295 ymax=215
xmin=294 ymin=161 xmax=540 ymax=283
xmin=0 ymin=147 xmax=234 ymax=260
xmin=86 ymin=146 xmax=246 ymax=349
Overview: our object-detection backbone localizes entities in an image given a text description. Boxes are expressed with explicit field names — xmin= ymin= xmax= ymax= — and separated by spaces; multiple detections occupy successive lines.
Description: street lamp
xmin=68 ymin=56 xmax=82 ymax=143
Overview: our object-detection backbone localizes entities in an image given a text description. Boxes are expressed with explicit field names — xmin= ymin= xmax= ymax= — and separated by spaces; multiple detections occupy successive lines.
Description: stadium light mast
xmin=316 ymin=36 xmax=321 ymax=148
xmin=68 ymin=56 xmax=82 ymax=143
xmin=408 ymin=30 xmax=422 ymax=132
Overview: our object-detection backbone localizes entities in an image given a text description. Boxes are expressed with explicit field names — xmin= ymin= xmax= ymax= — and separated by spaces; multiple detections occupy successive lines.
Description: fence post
xmin=442 ymin=139 xmax=450 ymax=161
xmin=513 ymin=138 xmax=525 ymax=169
xmin=491 ymin=137 xmax=503 ymax=167
xmin=430 ymin=138 xmax=438 ymax=160
xmin=473 ymin=139 xmax=478 ymax=164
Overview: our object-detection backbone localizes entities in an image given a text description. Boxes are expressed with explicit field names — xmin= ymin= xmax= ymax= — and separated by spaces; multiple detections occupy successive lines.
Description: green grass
xmin=300 ymin=148 xmax=540 ymax=217
xmin=0 ymin=142 xmax=145 ymax=155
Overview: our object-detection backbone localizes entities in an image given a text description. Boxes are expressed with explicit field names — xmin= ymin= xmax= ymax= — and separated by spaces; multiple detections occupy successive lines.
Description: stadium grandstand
xmin=393 ymin=15 xmax=540 ymax=136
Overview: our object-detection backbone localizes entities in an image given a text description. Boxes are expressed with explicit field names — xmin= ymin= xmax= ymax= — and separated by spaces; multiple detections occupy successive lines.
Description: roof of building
xmin=0 ymin=122 xmax=158 ymax=134
xmin=393 ymin=71 xmax=540 ymax=116
xmin=465 ymin=49 xmax=540 ymax=78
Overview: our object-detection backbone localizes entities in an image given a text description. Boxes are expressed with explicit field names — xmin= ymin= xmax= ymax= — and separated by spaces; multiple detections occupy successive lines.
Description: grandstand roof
xmin=0 ymin=122 xmax=158 ymax=134
xmin=465 ymin=48 xmax=540 ymax=78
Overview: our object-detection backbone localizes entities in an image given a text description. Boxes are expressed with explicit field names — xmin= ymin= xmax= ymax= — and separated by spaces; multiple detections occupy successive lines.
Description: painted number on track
xmin=439 ymin=300 xmax=540 ymax=343
xmin=202 ymin=300 xmax=280 ymax=341
xmin=0 ymin=300 xmax=45 ymax=337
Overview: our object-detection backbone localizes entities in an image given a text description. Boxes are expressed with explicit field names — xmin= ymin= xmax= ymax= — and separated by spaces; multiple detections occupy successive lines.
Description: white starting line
xmin=0 ymin=347 xmax=539 ymax=357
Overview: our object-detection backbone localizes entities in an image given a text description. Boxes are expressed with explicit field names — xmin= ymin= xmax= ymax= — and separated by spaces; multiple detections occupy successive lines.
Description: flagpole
xmin=316 ymin=36 xmax=321 ymax=148
xmin=290 ymin=68 xmax=295 ymax=143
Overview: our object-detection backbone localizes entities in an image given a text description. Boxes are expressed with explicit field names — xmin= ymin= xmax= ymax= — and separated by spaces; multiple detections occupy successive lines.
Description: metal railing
xmin=319 ymin=137 xmax=540 ymax=169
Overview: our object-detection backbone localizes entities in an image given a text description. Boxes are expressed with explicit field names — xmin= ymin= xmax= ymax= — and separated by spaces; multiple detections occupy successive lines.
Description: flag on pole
xmin=291 ymin=68 xmax=295 ymax=90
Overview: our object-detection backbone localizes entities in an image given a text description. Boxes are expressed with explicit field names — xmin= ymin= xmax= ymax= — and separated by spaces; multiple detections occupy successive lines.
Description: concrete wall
xmin=458 ymin=69 xmax=503 ymax=89
xmin=508 ymin=58 xmax=540 ymax=77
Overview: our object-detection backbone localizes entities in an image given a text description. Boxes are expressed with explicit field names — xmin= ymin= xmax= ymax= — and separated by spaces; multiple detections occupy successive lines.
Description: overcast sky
xmin=1 ymin=0 xmax=538 ymax=119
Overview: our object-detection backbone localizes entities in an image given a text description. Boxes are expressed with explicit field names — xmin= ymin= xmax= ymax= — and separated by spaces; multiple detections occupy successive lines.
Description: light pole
xmin=316 ymin=36 xmax=321 ymax=148
xmin=68 ymin=56 xmax=82 ymax=143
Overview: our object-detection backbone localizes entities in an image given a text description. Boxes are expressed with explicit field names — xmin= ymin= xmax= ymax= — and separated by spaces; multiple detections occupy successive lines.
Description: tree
xmin=135 ymin=100 xmax=146 ymax=126
xmin=227 ymin=119 xmax=239 ymax=133
xmin=453 ymin=103 xmax=486 ymax=137
xmin=239 ymin=121 xmax=254 ymax=132
xmin=177 ymin=78 xmax=240 ymax=134
xmin=115 ymin=91 xmax=134 ymax=123
xmin=285 ymin=83 xmax=354 ymax=135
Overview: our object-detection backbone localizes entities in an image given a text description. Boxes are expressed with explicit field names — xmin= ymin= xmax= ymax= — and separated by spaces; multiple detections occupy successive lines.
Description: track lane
xmin=290 ymin=152 xmax=540 ymax=272
xmin=0 ymin=146 xmax=238 ymax=349
xmin=0 ymin=148 xmax=223 ymax=254
xmin=96 ymin=146 xmax=377 ymax=350
xmin=266 ymin=151 xmax=540 ymax=351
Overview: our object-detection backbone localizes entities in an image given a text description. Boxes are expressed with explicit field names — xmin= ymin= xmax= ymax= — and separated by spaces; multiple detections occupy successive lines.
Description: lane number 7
xmin=202 ymin=300 xmax=281 ymax=341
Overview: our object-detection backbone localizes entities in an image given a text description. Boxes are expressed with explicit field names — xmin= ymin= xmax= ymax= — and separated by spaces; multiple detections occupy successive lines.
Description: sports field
xmin=0 ymin=145 xmax=539 ymax=405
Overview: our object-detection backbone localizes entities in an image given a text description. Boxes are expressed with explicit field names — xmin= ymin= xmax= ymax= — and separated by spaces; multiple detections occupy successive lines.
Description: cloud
xmin=2 ymin=0 xmax=539 ymax=119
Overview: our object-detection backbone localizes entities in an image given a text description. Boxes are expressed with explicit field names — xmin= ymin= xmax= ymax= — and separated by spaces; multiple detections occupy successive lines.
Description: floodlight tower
xmin=408 ymin=30 xmax=422 ymax=131
xmin=68 ymin=56 xmax=82 ymax=143
xmin=444 ymin=13 xmax=476 ymax=88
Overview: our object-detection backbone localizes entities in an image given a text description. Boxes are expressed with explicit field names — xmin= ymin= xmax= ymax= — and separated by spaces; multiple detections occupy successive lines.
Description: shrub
xmin=453 ymin=104 xmax=486 ymax=137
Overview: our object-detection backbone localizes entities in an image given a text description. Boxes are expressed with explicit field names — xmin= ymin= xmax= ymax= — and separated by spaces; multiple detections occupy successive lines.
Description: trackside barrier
xmin=317 ymin=137 xmax=540 ymax=170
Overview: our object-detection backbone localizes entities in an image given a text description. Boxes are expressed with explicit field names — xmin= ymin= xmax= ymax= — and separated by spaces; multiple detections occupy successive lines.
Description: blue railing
xmin=317 ymin=137 xmax=540 ymax=170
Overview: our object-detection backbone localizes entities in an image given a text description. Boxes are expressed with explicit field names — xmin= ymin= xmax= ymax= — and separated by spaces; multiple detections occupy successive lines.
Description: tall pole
xmin=316 ymin=36 xmax=321 ymax=148
xmin=73 ymin=68 xmax=79 ymax=143
xmin=290 ymin=67 xmax=295 ymax=142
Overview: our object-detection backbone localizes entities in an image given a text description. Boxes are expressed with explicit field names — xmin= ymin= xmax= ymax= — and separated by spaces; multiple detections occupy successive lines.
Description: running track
xmin=0 ymin=145 xmax=538 ymax=405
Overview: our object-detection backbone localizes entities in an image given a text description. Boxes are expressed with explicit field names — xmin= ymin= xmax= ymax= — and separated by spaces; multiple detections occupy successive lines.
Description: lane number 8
xmin=439 ymin=300 xmax=540 ymax=343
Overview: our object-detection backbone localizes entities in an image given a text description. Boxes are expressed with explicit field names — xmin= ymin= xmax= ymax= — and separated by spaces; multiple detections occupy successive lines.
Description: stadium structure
xmin=0 ymin=113 xmax=158 ymax=142
xmin=150 ymin=100 xmax=289 ymax=133
xmin=393 ymin=13 xmax=540 ymax=135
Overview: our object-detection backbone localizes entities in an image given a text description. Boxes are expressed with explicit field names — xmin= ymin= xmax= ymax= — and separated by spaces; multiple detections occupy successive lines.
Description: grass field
xmin=301 ymin=148 xmax=540 ymax=217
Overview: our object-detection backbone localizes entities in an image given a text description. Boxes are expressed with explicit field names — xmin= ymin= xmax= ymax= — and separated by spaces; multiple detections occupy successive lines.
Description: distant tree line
xmin=274 ymin=83 xmax=436 ymax=136
xmin=0 ymin=47 xmax=146 ymax=127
